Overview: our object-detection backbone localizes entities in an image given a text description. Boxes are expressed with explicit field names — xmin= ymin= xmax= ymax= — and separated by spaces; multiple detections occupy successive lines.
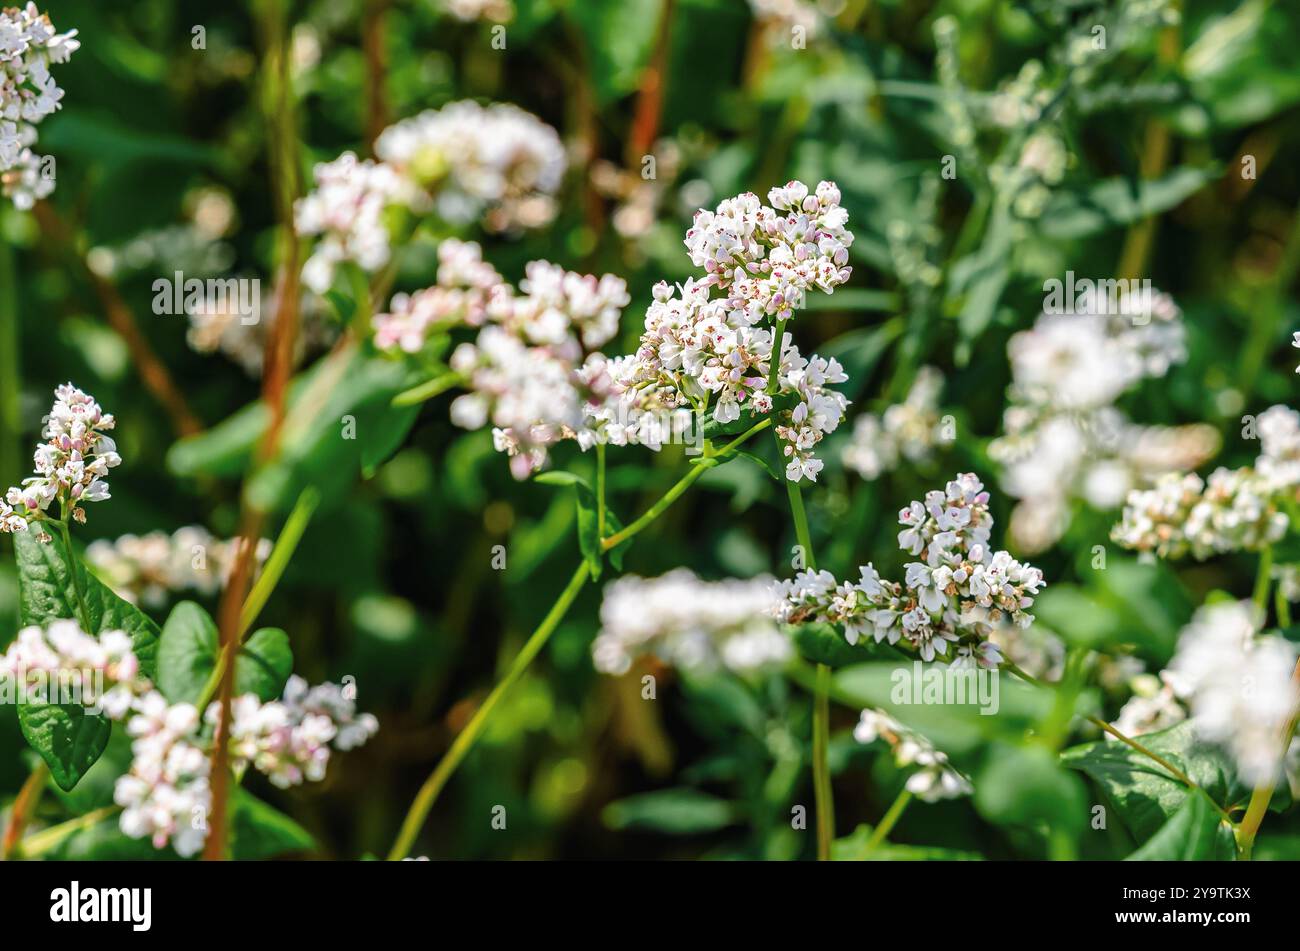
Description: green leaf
xmin=601 ymin=788 xmax=738 ymax=835
xmin=535 ymin=471 xmax=603 ymax=580
xmin=736 ymin=448 xmax=783 ymax=482
xmin=157 ymin=601 xmax=292 ymax=705
xmin=1038 ymin=167 xmax=1220 ymax=240
xmin=17 ymin=705 xmax=112 ymax=794
xmin=361 ymin=405 xmax=419 ymax=479
xmin=1125 ymin=792 xmax=1236 ymax=861
xmin=231 ymin=790 xmax=316 ymax=859
xmin=13 ymin=531 xmax=162 ymax=790
xmin=975 ymin=745 xmax=1087 ymax=834
xmin=1062 ymin=721 xmax=1251 ymax=841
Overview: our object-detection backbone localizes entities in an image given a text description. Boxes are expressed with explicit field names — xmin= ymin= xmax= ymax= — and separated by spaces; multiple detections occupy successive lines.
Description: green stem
xmin=595 ymin=442 xmax=607 ymax=537
xmin=784 ymin=477 xmax=834 ymax=860
xmin=16 ymin=805 xmax=119 ymax=859
xmin=766 ymin=318 xmax=788 ymax=395
xmin=392 ymin=371 xmax=462 ymax=408
xmin=388 ymin=560 xmax=591 ymax=860
xmin=600 ymin=419 xmax=771 ymax=551
xmin=1277 ymin=585 xmax=1293 ymax=629
xmin=54 ymin=516 xmax=91 ymax=632
xmin=1254 ymin=546 xmax=1274 ymax=615
xmin=195 ymin=487 xmax=320 ymax=712
xmin=865 ymin=788 xmax=912 ymax=854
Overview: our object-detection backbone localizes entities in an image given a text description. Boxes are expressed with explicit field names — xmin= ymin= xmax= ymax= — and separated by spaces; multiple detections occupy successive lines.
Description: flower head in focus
xmin=774 ymin=474 xmax=1044 ymax=664
xmin=0 ymin=3 xmax=78 ymax=207
xmin=2 ymin=384 xmax=121 ymax=536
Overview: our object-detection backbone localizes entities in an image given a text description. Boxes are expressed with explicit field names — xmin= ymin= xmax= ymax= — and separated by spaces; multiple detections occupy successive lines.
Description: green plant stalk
xmin=0 ymin=233 xmax=19 ymax=491
xmin=195 ymin=487 xmax=321 ymax=712
xmin=1236 ymin=659 xmax=1300 ymax=859
xmin=595 ymin=443 xmax=607 ymax=537
xmin=1277 ymin=586 xmax=1293 ymax=629
xmin=388 ymin=560 xmax=591 ymax=860
xmin=54 ymin=515 xmax=91 ymax=633
xmin=1253 ymin=546 xmax=1274 ymax=614
xmin=865 ymin=788 xmax=912 ymax=854
xmin=392 ymin=371 xmax=462 ymax=407
xmin=15 ymin=804 xmax=118 ymax=859
xmin=1 ymin=762 xmax=48 ymax=859
xmin=784 ymin=478 xmax=834 ymax=860
xmin=600 ymin=418 xmax=771 ymax=551
xmin=388 ymin=420 xmax=774 ymax=858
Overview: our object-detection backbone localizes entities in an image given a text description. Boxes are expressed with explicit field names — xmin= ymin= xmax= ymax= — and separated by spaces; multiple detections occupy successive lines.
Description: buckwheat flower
xmin=85 ymin=527 xmax=273 ymax=609
xmin=749 ymin=0 xmax=821 ymax=40
xmin=186 ymin=282 xmax=336 ymax=377
xmin=0 ymin=620 xmax=144 ymax=713
xmin=372 ymin=239 xmax=504 ymax=354
xmin=1255 ymin=404 xmax=1300 ymax=494
xmin=853 ymin=709 xmax=973 ymax=802
xmin=294 ymin=151 xmax=416 ymax=294
xmin=776 ymin=475 xmax=1043 ymax=664
xmin=843 ymin=366 xmax=946 ymax=480
xmin=1 ymin=384 xmax=121 ymax=534
xmin=592 ymin=569 xmax=790 ymax=677
xmin=374 ymin=100 xmax=565 ymax=233
xmin=1 ymin=5 xmax=78 ymax=206
xmin=113 ymin=691 xmax=211 ymax=857
xmin=989 ymin=622 xmax=1065 ymax=682
xmin=684 ymin=180 xmax=852 ymax=323
xmin=1163 ymin=602 xmax=1298 ymax=786
xmin=0 ymin=126 xmax=51 ymax=209
xmin=991 ymin=292 xmax=1215 ymax=553
xmin=1293 ymin=331 xmax=1300 ymax=373
xmin=214 ymin=676 xmax=378 ymax=788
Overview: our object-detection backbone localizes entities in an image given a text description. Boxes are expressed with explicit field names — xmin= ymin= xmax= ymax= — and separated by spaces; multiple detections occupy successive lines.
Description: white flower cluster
xmin=853 ymin=709 xmax=973 ymax=802
xmin=683 ymin=181 xmax=852 ymax=323
xmin=374 ymin=100 xmax=565 ymax=233
xmin=597 ymin=182 xmax=853 ymax=481
xmin=85 ymin=527 xmax=272 ymax=608
xmin=218 ymin=675 xmax=379 ymax=789
xmin=774 ymin=474 xmax=1044 ymax=664
xmin=295 ymin=100 xmax=564 ymax=293
xmin=1163 ymin=602 xmax=1297 ymax=786
xmin=372 ymin=239 xmax=502 ymax=354
xmin=295 ymin=152 xmax=415 ymax=295
xmin=0 ymin=621 xmax=144 ymax=717
xmin=1109 ymin=674 xmax=1186 ymax=740
xmin=1 ymin=384 xmax=120 ymax=536
xmin=990 ymin=292 xmax=1219 ymax=553
xmin=843 ymin=366 xmax=947 ymax=480
xmin=186 ymin=284 xmax=336 ymax=377
xmin=592 ymin=569 xmax=791 ymax=677
xmin=2 ymin=618 xmax=377 ymax=856
xmin=1111 ymin=454 xmax=1292 ymax=561
xmin=0 ymin=3 xmax=77 ymax=208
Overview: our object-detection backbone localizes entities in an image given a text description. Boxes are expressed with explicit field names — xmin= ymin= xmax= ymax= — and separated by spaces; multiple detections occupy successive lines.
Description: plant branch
xmin=388 ymin=560 xmax=591 ymax=859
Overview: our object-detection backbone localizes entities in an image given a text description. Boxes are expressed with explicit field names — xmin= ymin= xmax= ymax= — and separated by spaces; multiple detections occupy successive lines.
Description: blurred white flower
xmin=843 ymin=366 xmax=946 ymax=480
xmin=592 ymin=569 xmax=790 ymax=677
xmin=1162 ymin=602 xmax=1298 ymax=786
xmin=85 ymin=527 xmax=272 ymax=609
